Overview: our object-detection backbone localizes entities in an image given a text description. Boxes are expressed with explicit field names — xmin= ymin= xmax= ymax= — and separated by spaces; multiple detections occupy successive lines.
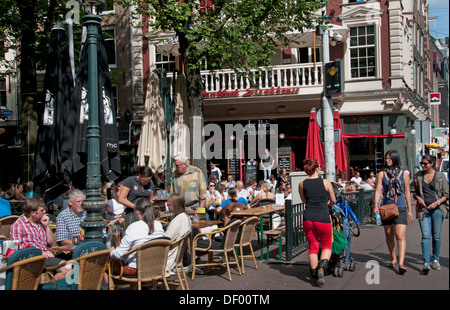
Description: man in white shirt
xmin=350 ymin=172 xmax=362 ymax=185
xmin=235 ymin=180 xmax=250 ymax=201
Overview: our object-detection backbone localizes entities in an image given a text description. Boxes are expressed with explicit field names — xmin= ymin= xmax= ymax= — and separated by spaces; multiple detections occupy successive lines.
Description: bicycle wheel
xmin=348 ymin=212 xmax=360 ymax=237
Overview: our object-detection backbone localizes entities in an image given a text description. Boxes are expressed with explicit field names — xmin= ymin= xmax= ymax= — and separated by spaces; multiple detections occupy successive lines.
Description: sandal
xmin=388 ymin=262 xmax=397 ymax=268
xmin=398 ymin=266 xmax=407 ymax=275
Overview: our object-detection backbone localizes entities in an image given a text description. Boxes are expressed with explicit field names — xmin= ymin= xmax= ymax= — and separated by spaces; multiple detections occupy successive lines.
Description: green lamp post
xmin=81 ymin=0 xmax=106 ymax=242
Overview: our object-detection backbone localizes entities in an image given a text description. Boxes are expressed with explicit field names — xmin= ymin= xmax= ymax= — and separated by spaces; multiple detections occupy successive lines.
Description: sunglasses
xmin=420 ymin=162 xmax=431 ymax=166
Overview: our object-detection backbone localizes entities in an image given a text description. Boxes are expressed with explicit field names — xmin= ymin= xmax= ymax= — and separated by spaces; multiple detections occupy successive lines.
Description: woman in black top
xmin=298 ymin=158 xmax=336 ymax=286
xmin=118 ymin=166 xmax=155 ymax=229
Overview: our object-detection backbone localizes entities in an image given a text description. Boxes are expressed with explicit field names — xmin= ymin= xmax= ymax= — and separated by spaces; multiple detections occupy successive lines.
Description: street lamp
xmin=81 ymin=0 xmax=106 ymax=242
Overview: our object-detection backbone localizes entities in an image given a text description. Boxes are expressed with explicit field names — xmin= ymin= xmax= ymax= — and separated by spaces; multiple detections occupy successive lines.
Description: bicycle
xmin=332 ymin=183 xmax=360 ymax=237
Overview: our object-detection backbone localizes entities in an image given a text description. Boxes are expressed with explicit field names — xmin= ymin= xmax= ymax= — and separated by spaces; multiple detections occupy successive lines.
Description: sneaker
xmin=317 ymin=268 xmax=325 ymax=286
xmin=422 ymin=263 xmax=431 ymax=274
xmin=431 ymin=260 xmax=441 ymax=270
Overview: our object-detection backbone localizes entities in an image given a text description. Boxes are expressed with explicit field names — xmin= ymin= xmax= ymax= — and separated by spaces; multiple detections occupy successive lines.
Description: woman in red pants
xmin=298 ymin=158 xmax=336 ymax=286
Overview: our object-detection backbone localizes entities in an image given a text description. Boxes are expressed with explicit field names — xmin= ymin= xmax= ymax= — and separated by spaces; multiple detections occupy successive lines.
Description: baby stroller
xmin=327 ymin=205 xmax=356 ymax=277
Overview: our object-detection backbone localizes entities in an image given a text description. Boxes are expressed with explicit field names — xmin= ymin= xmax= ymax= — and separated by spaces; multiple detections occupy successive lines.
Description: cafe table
xmin=231 ymin=204 xmax=285 ymax=260
xmin=51 ymin=245 xmax=75 ymax=255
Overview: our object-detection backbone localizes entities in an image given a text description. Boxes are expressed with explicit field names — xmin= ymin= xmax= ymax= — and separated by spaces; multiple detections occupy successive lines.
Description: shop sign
xmin=203 ymin=86 xmax=300 ymax=98
xmin=429 ymin=92 xmax=441 ymax=105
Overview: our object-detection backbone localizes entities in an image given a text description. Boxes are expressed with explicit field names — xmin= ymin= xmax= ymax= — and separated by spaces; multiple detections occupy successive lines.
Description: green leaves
xmin=133 ymin=0 xmax=324 ymax=73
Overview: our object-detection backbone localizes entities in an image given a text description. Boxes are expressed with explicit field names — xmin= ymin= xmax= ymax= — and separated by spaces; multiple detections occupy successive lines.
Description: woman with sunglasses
xmin=374 ymin=150 xmax=412 ymax=275
xmin=413 ymin=154 xmax=448 ymax=274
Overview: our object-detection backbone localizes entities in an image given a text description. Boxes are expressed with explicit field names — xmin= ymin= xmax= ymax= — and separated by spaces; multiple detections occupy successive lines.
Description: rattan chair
xmin=168 ymin=230 xmax=191 ymax=290
xmin=191 ymin=219 xmax=242 ymax=281
xmin=0 ymin=215 xmax=20 ymax=240
xmin=236 ymin=216 xmax=259 ymax=274
xmin=0 ymin=247 xmax=46 ymax=290
xmin=41 ymin=241 xmax=110 ymax=290
xmin=108 ymin=237 xmax=172 ymax=290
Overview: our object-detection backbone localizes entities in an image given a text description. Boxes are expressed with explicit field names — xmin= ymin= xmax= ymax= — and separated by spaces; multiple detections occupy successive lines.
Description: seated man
xmin=56 ymin=189 xmax=87 ymax=245
xmin=10 ymin=198 xmax=70 ymax=281
xmin=0 ymin=198 xmax=12 ymax=218
xmin=221 ymin=201 xmax=248 ymax=226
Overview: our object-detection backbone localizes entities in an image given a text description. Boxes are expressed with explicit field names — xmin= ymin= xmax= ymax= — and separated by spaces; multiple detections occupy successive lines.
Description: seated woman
xmin=105 ymin=182 xmax=125 ymax=221
xmin=249 ymin=181 xmax=275 ymax=207
xmin=164 ymin=193 xmax=191 ymax=275
xmin=217 ymin=188 xmax=249 ymax=225
xmin=109 ymin=198 xmax=166 ymax=277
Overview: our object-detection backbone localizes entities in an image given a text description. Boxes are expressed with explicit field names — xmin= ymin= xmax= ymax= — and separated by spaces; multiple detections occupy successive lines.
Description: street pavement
xmin=180 ymin=212 xmax=449 ymax=292
xmin=95 ymin=204 xmax=448 ymax=307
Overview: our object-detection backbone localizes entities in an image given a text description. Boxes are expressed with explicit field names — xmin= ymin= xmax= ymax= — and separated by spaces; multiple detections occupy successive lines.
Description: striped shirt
xmin=10 ymin=216 xmax=50 ymax=253
xmin=170 ymin=165 xmax=208 ymax=205
xmin=56 ymin=207 xmax=87 ymax=242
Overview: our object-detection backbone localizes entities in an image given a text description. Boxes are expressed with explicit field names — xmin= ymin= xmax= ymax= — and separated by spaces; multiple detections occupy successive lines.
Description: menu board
xmin=227 ymin=154 xmax=239 ymax=174
xmin=277 ymin=152 xmax=291 ymax=173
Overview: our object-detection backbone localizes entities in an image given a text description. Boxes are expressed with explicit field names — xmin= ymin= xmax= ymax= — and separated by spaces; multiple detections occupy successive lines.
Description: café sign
xmin=203 ymin=86 xmax=300 ymax=99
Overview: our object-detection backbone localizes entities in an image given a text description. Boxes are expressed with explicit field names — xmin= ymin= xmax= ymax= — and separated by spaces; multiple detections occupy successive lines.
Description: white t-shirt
xmin=350 ymin=176 xmax=362 ymax=185
xmin=106 ymin=199 xmax=125 ymax=217
xmin=110 ymin=220 xmax=165 ymax=268
xmin=165 ymin=213 xmax=192 ymax=271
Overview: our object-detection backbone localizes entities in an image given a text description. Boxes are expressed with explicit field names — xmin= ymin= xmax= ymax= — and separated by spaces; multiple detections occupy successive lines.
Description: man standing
xmin=260 ymin=148 xmax=275 ymax=181
xmin=10 ymin=198 xmax=70 ymax=281
xmin=56 ymin=189 xmax=87 ymax=245
xmin=170 ymin=154 xmax=208 ymax=212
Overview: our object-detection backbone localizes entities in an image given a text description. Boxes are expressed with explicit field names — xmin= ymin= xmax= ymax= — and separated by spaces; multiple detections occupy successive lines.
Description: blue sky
xmin=428 ymin=0 xmax=449 ymax=39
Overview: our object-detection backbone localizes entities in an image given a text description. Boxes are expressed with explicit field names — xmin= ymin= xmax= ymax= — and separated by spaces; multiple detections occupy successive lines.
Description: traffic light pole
xmin=321 ymin=27 xmax=336 ymax=183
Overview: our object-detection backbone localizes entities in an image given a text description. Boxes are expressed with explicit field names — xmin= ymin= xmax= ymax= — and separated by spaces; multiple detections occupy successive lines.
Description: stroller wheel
xmin=333 ymin=268 xmax=339 ymax=277
xmin=338 ymin=267 xmax=344 ymax=277
xmin=350 ymin=262 xmax=356 ymax=271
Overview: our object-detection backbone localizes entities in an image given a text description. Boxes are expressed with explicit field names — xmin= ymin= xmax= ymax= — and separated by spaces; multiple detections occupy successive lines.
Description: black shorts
xmin=381 ymin=207 xmax=408 ymax=226
xmin=45 ymin=257 xmax=66 ymax=272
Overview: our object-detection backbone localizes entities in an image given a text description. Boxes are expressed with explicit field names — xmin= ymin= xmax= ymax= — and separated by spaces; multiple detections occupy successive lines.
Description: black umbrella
xmin=61 ymin=29 xmax=121 ymax=189
xmin=34 ymin=26 xmax=74 ymax=194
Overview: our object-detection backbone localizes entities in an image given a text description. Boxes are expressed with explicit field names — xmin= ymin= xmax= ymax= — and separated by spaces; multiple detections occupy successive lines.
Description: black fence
xmin=284 ymin=188 xmax=375 ymax=261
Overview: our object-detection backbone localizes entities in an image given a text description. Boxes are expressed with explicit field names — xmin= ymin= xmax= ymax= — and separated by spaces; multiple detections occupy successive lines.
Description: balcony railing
xmin=201 ymin=62 xmax=323 ymax=94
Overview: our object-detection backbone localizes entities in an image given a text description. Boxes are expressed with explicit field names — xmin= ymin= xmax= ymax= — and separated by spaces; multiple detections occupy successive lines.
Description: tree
xmin=124 ymin=0 xmax=326 ymax=173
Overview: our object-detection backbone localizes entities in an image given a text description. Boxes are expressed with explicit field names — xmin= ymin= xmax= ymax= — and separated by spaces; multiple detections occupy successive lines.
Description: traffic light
xmin=324 ymin=59 xmax=344 ymax=96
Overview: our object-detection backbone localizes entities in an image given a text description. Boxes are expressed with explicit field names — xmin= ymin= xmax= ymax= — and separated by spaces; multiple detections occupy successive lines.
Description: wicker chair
xmin=0 ymin=247 xmax=46 ymax=290
xmin=0 ymin=215 xmax=20 ymax=240
xmin=108 ymin=238 xmax=172 ymax=290
xmin=41 ymin=241 xmax=110 ymax=290
xmin=191 ymin=219 xmax=242 ymax=281
xmin=236 ymin=216 xmax=259 ymax=274
xmin=168 ymin=230 xmax=191 ymax=290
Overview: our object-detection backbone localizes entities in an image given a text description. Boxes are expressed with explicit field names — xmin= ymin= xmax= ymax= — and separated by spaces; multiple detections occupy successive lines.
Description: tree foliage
xmin=125 ymin=0 xmax=326 ymax=75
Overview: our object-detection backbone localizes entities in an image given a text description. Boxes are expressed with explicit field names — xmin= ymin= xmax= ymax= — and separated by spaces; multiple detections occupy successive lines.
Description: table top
xmin=191 ymin=220 xmax=222 ymax=229
xmin=231 ymin=204 xmax=284 ymax=217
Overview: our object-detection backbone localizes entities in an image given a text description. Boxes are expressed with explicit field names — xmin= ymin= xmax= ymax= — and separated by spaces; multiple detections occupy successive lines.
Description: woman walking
xmin=413 ymin=154 xmax=448 ymax=273
xmin=374 ymin=150 xmax=412 ymax=275
xmin=298 ymin=158 xmax=336 ymax=286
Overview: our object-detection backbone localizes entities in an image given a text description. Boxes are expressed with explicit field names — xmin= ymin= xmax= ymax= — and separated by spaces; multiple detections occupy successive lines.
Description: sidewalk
xmin=183 ymin=215 xmax=449 ymax=291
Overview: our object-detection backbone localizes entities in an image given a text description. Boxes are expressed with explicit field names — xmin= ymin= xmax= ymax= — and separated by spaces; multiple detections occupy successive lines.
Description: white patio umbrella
xmin=137 ymin=71 xmax=167 ymax=173
xmin=171 ymin=73 xmax=190 ymax=159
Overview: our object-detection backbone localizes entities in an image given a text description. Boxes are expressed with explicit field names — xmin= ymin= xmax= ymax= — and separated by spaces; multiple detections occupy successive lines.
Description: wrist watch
xmin=437 ymin=200 xmax=441 ymax=206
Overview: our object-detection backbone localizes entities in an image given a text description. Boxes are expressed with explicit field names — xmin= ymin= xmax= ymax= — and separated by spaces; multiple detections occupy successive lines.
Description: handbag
xmin=379 ymin=195 xmax=399 ymax=221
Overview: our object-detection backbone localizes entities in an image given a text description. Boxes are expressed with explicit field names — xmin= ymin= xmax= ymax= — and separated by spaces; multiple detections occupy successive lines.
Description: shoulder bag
xmin=379 ymin=195 xmax=399 ymax=221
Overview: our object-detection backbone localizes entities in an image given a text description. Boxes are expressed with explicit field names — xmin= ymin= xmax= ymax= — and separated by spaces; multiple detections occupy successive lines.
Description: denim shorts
xmin=382 ymin=207 xmax=408 ymax=226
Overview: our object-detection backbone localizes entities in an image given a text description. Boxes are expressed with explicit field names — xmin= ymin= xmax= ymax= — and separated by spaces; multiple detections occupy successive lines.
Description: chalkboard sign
xmin=227 ymin=154 xmax=239 ymax=174
xmin=277 ymin=153 xmax=291 ymax=173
